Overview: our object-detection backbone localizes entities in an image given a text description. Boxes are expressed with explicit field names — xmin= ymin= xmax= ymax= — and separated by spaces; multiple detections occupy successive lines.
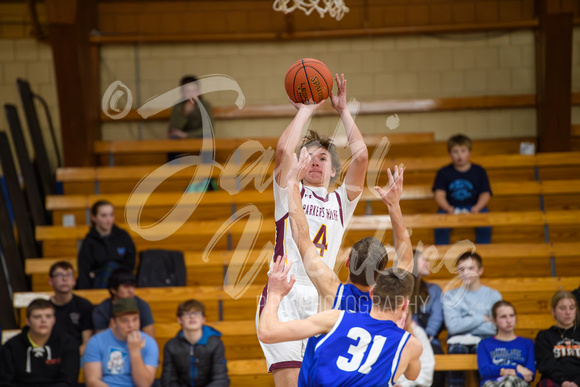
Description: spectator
xmin=433 ymin=134 xmax=492 ymax=245
xmin=412 ymin=249 xmax=445 ymax=387
xmin=477 ymin=300 xmax=535 ymax=387
xmin=443 ymin=252 xmax=502 ymax=387
xmin=168 ymin=75 xmax=213 ymax=140
xmin=92 ymin=268 xmax=155 ymax=338
xmin=0 ymin=299 xmax=79 ymax=387
xmin=83 ymin=298 xmax=158 ymax=387
xmin=395 ymin=312 xmax=435 ymax=387
xmin=161 ymin=299 xmax=229 ymax=387
xmin=535 ymin=290 xmax=580 ymax=387
xmin=77 ymin=200 xmax=136 ymax=289
xmin=49 ymin=261 xmax=94 ymax=356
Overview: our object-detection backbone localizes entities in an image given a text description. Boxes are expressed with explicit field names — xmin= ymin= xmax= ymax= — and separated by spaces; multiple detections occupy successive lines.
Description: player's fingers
xmin=283 ymin=259 xmax=293 ymax=276
xmin=387 ymin=168 xmax=394 ymax=186
xmin=288 ymin=274 xmax=296 ymax=288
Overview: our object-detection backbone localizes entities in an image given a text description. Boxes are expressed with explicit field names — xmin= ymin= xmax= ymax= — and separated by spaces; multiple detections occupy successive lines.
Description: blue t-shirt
xmin=333 ymin=283 xmax=372 ymax=313
xmin=477 ymin=336 xmax=536 ymax=385
xmin=82 ymin=329 xmax=159 ymax=387
xmin=299 ymin=311 xmax=410 ymax=387
xmin=432 ymin=163 xmax=492 ymax=207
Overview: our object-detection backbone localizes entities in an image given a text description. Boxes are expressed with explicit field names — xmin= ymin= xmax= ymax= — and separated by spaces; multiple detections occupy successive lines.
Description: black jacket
xmin=161 ymin=326 xmax=229 ymax=387
xmin=77 ymin=224 xmax=136 ymax=289
xmin=535 ymin=325 xmax=580 ymax=384
xmin=0 ymin=326 xmax=80 ymax=387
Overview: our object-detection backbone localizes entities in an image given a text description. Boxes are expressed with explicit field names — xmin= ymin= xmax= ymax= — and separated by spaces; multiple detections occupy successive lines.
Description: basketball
xmin=284 ymin=58 xmax=333 ymax=104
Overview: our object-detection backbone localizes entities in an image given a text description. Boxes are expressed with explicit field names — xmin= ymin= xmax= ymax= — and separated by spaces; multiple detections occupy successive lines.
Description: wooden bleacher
xmin=21 ymin=136 xmax=580 ymax=385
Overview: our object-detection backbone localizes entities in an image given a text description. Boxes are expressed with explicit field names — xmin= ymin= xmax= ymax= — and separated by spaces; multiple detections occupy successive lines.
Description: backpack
xmin=137 ymin=249 xmax=186 ymax=287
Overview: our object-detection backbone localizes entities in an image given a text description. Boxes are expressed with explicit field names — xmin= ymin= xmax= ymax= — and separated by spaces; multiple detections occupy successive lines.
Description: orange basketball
xmin=284 ymin=58 xmax=333 ymax=104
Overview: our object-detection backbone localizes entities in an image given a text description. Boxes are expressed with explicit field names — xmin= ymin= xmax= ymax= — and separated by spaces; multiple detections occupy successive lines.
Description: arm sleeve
xmin=477 ymin=340 xmax=503 ymax=381
xmin=478 ymin=166 xmax=492 ymax=195
xmin=519 ymin=339 xmax=536 ymax=381
xmin=59 ymin=338 xmax=80 ymax=387
xmin=77 ymin=239 xmax=93 ymax=289
xmin=424 ymin=285 xmax=444 ymax=338
xmin=206 ymin=339 xmax=230 ymax=387
xmin=124 ymin=231 xmax=136 ymax=272
xmin=432 ymin=168 xmax=447 ymax=192
xmin=142 ymin=336 xmax=159 ymax=367
xmin=91 ymin=305 xmax=109 ymax=331
xmin=139 ymin=299 xmax=155 ymax=327
xmin=0 ymin=344 xmax=16 ymax=386
xmin=160 ymin=343 xmax=180 ymax=387
xmin=443 ymin=290 xmax=486 ymax=336
xmin=81 ymin=336 xmax=100 ymax=365
xmin=535 ymin=330 xmax=566 ymax=384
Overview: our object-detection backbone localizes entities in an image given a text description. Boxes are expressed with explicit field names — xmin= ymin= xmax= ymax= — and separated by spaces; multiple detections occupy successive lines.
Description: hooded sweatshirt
xmin=161 ymin=325 xmax=229 ymax=387
xmin=0 ymin=326 xmax=80 ymax=387
xmin=77 ymin=224 xmax=136 ymax=289
xmin=535 ymin=325 xmax=580 ymax=385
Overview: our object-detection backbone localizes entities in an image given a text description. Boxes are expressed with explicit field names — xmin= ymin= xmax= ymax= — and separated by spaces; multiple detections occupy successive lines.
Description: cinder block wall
xmin=100 ymin=30 xmax=541 ymax=141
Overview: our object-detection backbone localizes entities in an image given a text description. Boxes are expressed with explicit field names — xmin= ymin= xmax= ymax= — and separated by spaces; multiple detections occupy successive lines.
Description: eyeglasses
xmin=51 ymin=273 xmax=74 ymax=279
xmin=181 ymin=311 xmax=203 ymax=318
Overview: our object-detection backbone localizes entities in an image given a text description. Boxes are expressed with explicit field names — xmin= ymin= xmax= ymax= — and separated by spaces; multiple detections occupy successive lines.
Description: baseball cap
xmin=112 ymin=298 xmax=139 ymax=317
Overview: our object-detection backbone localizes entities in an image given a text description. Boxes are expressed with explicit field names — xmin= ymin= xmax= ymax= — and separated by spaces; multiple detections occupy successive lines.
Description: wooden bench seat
xmin=56 ymin=152 xmax=580 ymax=194
xmin=47 ymin=179 xmax=580 ymax=226
xmin=36 ymin=209 xmax=580 ymax=257
xmin=26 ymin=242 xmax=580 ymax=291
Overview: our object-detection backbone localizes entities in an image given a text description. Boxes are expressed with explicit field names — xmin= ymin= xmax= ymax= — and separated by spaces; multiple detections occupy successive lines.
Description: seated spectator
xmin=77 ymin=200 xmax=136 ymax=289
xmin=92 ymin=268 xmax=155 ymax=338
xmin=443 ymin=252 xmax=502 ymax=387
xmin=477 ymin=300 xmax=535 ymax=387
xmin=535 ymin=290 xmax=580 ymax=387
xmin=412 ymin=249 xmax=445 ymax=387
xmin=161 ymin=299 xmax=229 ymax=387
xmin=83 ymin=298 xmax=158 ymax=387
xmin=49 ymin=261 xmax=94 ymax=356
xmin=0 ymin=299 xmax=79 ymax=386
xmin=433 ymin=134 xmax=492 ymax=245
xmin=395 ymin=312 xmax=435 ymax=387
xmin=168 ymin=75 xmax=213 ymax=140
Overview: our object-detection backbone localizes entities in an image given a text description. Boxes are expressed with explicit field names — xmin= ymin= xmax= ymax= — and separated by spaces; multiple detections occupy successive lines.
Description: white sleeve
xmin=336 ymin=184 xmax=362 ymax=225
xmin=273 ymin=177 xmax=299 ymax=220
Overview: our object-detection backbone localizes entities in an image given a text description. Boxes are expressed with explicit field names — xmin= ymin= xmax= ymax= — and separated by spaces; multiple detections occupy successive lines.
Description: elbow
xmin=258 ymin=327 xmax=277 ymax=344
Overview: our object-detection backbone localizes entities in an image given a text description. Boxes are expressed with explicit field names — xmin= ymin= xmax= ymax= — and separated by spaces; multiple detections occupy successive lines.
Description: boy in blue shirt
xmin=258 ymin=257 xmax=422 ymax=387
xmin=83 ymin=298 xmax=159 ymax=387
xmin=433 ymin=134 xmax=492 ymax=245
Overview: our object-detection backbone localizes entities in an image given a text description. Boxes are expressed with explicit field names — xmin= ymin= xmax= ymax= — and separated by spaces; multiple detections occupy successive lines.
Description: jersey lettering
xmin=312 ymin=224 xmax=328 ymax=257
xmin=336 ymin=327 xmax=387 ymax=374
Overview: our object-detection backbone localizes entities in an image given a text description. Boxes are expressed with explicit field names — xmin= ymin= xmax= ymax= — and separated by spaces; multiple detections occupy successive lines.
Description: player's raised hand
xmin=374 ymin=164 xmax=405 ymax=207
xmin=289 ymin=97 xmax=325 ymax=113
xmin=268 ymin=256 xmax=296 ymax=298
xmin=330 ymin=73 xmax=347 ymax=112
xmin=288 ymin=147 xmax=312 ymax=186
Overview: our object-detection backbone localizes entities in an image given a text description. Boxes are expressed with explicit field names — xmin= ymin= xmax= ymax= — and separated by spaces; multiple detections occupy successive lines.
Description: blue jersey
xmin=333 ymin=283 xmax=372 ymax=313
xmin=299 ymin=311 xmax=411 ymax=387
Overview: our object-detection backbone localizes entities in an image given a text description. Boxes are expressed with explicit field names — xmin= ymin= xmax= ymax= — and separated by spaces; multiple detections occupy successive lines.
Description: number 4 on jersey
xmin=312 ymin=224 xmax=328 ymax=257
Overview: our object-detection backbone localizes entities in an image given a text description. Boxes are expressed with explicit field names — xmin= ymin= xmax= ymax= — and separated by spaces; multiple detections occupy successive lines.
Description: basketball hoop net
xmin=273 ymin=0 xmax=349 ymax=21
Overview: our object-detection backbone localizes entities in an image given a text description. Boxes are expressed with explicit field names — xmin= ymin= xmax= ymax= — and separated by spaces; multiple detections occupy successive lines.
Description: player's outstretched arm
xmin=258 ymin=257 xmax=340 ymax=344
xmin=288 ymin=148 xmax=342 ymax=306
xmin=331 ymin=74 xmax=368 ymax=201
xmin=374 ymin=165 xmax=413 ymax=274
xmin=275 ymin=98 xmax=325 ymax=189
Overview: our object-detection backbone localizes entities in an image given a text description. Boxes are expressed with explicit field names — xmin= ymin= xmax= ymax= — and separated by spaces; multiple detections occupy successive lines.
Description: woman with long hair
xmin=535 ymin=290 xmax=580 ymax=387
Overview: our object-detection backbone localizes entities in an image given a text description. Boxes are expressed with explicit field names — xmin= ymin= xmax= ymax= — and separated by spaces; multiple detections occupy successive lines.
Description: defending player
xmin=256 ymin=74 xmax=369 ymax=386
xmin=258 ymin=257 xmax=422 ymax=387
xmin=288 ymin=148 xmax=413 ymax=312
